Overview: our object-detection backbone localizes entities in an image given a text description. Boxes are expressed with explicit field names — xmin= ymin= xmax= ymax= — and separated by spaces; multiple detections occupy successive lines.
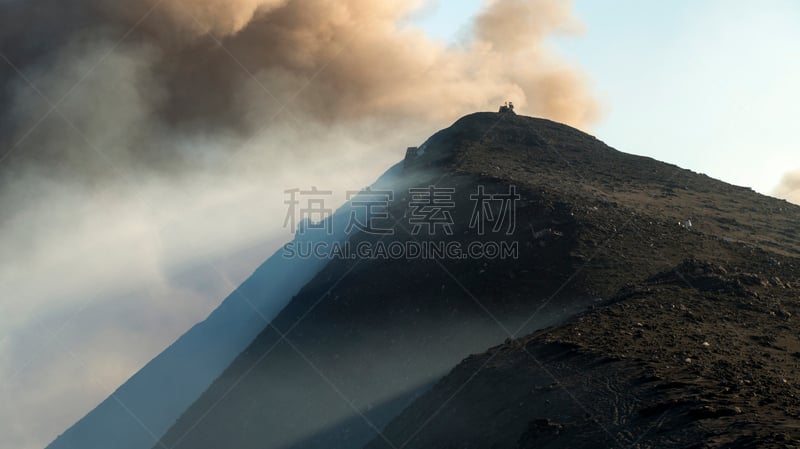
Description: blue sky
xmin=415 ymin=0 xmax=800 ymax=195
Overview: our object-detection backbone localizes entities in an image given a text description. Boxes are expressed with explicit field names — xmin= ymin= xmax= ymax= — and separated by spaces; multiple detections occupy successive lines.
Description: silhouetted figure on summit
xmin=498 ymin=101 xmax=515 ymax=114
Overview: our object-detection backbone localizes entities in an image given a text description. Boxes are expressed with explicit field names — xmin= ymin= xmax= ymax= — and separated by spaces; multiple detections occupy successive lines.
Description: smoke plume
xmin=0 ymin=0 xmax=598 ymax=176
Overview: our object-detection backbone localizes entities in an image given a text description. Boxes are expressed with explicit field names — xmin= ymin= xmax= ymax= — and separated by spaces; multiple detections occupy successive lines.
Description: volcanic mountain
xmin=142 ymin=111 xmax=800 ymax=449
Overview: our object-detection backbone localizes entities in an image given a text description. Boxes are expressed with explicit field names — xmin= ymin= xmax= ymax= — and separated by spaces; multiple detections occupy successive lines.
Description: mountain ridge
xmin=365 ymin=113 xmax=800 ymax=448
xmin=154 ymin=111 xmax=800 ymax=448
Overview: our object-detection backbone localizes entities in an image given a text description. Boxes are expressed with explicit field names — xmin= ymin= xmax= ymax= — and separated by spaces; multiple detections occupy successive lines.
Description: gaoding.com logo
xmin=282 ymin=240 xmax=519 ymax=260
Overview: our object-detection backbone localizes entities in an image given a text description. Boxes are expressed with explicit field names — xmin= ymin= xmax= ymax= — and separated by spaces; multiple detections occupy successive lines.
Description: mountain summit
xmin=158 ymin=111 xmax=800 ymax=449
xmin=61 ymin=111 xmax=800 ymax=449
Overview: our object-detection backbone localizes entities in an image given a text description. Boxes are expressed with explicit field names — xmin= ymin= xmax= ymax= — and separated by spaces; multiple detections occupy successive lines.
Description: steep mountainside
xmin=157 ymin=112 xmax=800 ymax=449
xmin=46 ymin=165 xmax=405 ymax=449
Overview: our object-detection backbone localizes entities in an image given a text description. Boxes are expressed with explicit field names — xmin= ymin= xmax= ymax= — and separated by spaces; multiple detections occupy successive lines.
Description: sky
xmin=559 ymin=0 xmax=800 ymax=197
xmin=419 ymin=0 xmax=800 ymax=197
xmin=1 ymin=1 xmax=799 ymax=449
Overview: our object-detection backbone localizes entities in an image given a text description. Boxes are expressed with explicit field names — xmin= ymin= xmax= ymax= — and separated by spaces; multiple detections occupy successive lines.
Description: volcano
xmin=54 ymin=112 xmax=800 ymax=449
xmin=160 ymin=111 xmax=800 ymax=449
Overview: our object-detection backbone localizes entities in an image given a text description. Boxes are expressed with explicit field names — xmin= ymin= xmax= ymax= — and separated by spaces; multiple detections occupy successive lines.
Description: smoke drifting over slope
xmin=0 ymin=1 xmax=598 ymax=448
xmin=775 ymin=170 xmax=800 ymax=205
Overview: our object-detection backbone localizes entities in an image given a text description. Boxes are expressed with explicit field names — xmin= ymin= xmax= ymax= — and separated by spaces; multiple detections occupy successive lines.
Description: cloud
xmin=0 ymin=1 xmax=598 ymax=448
xmin=774 ymin=170 xmax=800 ymax=205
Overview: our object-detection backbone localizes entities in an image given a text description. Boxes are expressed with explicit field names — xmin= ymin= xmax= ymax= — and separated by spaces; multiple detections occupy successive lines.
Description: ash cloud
xmin=0 ymin=1 xmax=598 ymax=448
xmin=1 ymin=0 xmax=598 ymax=176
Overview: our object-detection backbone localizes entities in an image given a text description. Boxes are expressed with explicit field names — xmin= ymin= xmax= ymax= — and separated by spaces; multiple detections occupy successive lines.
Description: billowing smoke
xmin=0 ymin=0 xmax=597 ymax=174
xmin=774 ymin=170 xmax=800 ymax=205
xmin=0 ymin=1 xmax=598 ymax=448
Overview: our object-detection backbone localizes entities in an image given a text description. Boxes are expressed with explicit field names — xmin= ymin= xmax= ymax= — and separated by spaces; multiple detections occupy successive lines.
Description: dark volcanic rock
xmin=157 ymin=112 xmax=800 ymax=449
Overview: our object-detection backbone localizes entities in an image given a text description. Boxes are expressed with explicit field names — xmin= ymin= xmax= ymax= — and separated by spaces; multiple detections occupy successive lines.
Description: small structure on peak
xmin=403 ymin=143 xmax=428 ymax=167
xmin=498 ymin=101 xmax=515 ymax=114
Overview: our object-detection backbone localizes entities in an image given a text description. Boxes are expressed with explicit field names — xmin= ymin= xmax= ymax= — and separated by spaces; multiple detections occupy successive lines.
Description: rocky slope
xmin=367 ymin=258 xmax=800 ymax=448
xmin=157 ymin=112 xmax=800 ymax=449
xmin=365 ymin=113 xmax=800 ymax=448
